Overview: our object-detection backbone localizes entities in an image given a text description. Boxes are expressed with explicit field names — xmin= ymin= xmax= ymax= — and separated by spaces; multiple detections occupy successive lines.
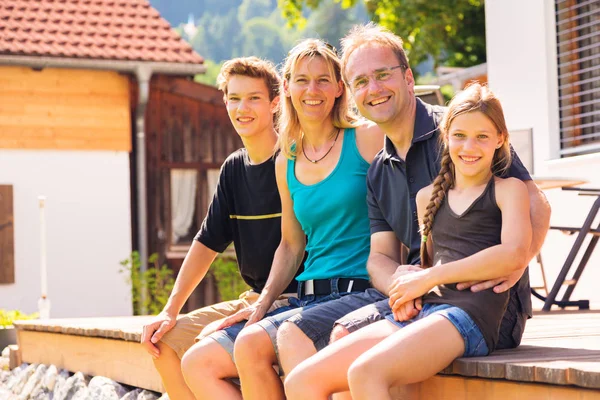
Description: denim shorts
xmin=208 ymin=290 xmax=362 ymax=361
xmin=287 ymin=288 xmax=388 ymax=350
xmin=383 ymin=303 xmax=489 ymax=357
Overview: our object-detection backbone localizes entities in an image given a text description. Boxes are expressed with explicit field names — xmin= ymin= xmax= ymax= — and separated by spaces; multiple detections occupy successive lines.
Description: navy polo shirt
xmin=366 ymin=98 xmax=532 ymax=265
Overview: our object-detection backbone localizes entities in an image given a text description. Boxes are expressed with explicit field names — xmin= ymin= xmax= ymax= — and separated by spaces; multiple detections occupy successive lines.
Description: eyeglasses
xmin=350 ymin=65 xmax=406 ymax=92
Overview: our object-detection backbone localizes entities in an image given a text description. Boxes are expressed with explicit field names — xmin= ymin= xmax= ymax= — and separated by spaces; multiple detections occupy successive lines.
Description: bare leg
xmin=329 ymin=325 xmax=353 ymax=400
xmin=348 ymin=315 xmax=464 ymax=400
xmin=284 ymin=320 xmax=399 ymax=400
xmin=153 ymin=342 xmax=195 ymax=400
xmin=181 ymin=338 xmax=242 ymax=400
xmin=277 ymin=322 xmax=318 ymax=376
xmin=234 ymin=324 xmax=282 ymax=400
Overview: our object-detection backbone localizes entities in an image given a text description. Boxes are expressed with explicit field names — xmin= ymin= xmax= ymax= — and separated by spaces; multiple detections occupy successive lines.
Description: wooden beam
xmin=152 ymin=75 xmax=223 ymax=105
xmin=407 ymin=375 xmax=600 ymax=399
xmin=17 ymin=330 xmax=164 ymax=393
xmin=0 ymin=185 xmax=15 ymax=284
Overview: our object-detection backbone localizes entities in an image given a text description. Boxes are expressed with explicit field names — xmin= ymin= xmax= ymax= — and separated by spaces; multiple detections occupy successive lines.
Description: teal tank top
xmin=288 ymin=128 xmax=371 ymax=281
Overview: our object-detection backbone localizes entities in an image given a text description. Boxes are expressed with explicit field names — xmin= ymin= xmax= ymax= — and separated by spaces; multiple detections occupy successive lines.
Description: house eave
xmin=0 ymin=54 xmax=206 ymax=76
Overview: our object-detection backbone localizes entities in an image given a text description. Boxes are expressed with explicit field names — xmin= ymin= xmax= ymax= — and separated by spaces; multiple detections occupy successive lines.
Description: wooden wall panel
xmin=0 ymin=185 xmax=15 ymax=284
xmin=144 ymin=76 xmax=242 ymax=311
xmin=0 ymin=66 xmax=131 ymax=152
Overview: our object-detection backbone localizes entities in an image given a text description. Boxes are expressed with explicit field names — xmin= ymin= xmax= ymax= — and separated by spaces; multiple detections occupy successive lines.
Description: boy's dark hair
xmin=217 ymin=57 xmax=281 ymax=101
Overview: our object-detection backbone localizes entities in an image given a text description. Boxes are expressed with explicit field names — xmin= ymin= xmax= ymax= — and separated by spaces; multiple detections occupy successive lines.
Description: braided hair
xmin=419 ymin=83 xmax=512 ymax=268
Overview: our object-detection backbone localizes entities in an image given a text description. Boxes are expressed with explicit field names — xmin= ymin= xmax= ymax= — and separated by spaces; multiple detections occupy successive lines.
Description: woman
xmin=186 ymin=40 xmax=384 ymax=400
xmin=284 ymin=83 xmax=532 ymax=400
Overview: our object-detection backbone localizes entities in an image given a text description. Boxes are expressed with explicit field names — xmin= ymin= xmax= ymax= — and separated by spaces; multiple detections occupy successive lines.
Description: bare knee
xmin=152 ymin=341 xmax=180 ymax=369
xmin=233 ymin=324 xmax=275 ymax=368
xmin=181 ymin=339 xmax=229 ymax=380
xmin=330 ymin=324 xmax=350 ymax=343
xmin=347 ymin=356 xmax=378 ymax=389
xmin=284 ymin=363 xmax=324 ymax=399
xmin=284 ymin=365 xmax=308 ymax=397
xmin=277 ymin=322 xmax=312 ymax=352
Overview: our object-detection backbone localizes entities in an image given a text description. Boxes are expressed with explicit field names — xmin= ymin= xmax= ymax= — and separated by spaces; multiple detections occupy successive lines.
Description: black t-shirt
xmin=195 ymin=148 xmax=299 ymax=293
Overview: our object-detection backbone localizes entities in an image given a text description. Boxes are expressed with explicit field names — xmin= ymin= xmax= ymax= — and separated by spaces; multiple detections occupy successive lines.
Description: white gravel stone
xmin=136 ymin=390 xmax=158 ymax=400
xmin=120 ymin=388 xmax=142 ymax=400
xmin=87 ymin=376 xmax=128 ymax=400
xmin=54 ymin=371 xmax=88 ymax=400
xmin=18 ymin=363 xmax=47 ymax=399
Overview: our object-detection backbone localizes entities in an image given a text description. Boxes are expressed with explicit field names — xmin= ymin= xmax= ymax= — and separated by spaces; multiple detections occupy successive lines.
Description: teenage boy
xmin=274 ymin=23 xmax=551 ymax=378
xmin=140 ymin=57 xmax=297 ymax=400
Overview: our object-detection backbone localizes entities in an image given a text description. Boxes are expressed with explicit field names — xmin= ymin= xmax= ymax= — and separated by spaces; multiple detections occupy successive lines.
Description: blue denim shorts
xmin=208 ymin=290 xmax=359 ymax=362
xmin=384 ymin=303 xmax=489 ymax=357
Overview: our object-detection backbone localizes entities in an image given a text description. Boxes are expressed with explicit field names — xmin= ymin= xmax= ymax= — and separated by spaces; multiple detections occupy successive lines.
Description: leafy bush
xmin=211 ymin=256 xmax=250 ymax=301
xmin=120 ymin=252 xmax=175 ymax=316
xmin=0 ymin=310 xmax=39 ymax=328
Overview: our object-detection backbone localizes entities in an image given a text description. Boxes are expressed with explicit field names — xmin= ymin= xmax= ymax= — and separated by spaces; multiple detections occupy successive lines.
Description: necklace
xmin=302 ymin=128 xmax=341 ymax=164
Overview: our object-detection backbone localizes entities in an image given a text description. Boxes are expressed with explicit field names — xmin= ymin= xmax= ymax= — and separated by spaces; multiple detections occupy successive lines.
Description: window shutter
xmin=0 ymin=185 xmax=15 ymax=284
xmin=556 ymin=0 xmax=600 ymax=156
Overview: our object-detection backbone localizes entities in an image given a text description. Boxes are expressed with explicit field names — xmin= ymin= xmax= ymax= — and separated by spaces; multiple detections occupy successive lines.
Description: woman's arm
xmin=355 ymin=120 xmax=385 ymax=163
xmin=389 ymin=178 xmax=532 ymax=308
xmin=217 ymin=154 xmax=306 ymax=328
xmin=254 ymin=154 xmax=306 ymax=308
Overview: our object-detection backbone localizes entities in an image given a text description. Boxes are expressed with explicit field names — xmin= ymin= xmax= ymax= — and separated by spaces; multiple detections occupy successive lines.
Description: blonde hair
xmin=278 ymin=39 xmax=357 ymax=160
xmin=420 ymin=83 xmax=512 ymax=268
xmin=340 ymin=22 xmax=410 ymax=83
xmin=217 ymin=56 xmax=281 ymax=101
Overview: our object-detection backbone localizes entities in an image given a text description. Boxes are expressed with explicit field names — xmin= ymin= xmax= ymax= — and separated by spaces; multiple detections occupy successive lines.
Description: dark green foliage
xmin=211 ymin=257 xmax=251 ymax=301
xmin=279 ymin=0 xmax=486 ymax=70
xmin=151 ymin=0 xmax=370 ymax=80
xmin=120 ymin=252 xmax=175 ymax=316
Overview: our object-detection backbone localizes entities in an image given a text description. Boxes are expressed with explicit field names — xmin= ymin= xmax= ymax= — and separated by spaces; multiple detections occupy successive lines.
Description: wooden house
xmin=0 ymin=0 xmax=241 ymax=317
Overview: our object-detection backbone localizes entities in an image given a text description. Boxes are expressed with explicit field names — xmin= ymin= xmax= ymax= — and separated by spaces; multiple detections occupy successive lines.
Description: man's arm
xmin=368 ymin=231 xmax=403 ymax=295
xmin=458 ymin=180 xmax=551 ymax=292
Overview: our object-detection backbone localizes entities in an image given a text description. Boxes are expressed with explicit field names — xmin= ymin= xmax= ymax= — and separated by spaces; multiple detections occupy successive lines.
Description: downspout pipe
xmin=0 ymin=55 xmax=206 ymax=315
xmin=135 ymin=66 xmax=151 ymax=314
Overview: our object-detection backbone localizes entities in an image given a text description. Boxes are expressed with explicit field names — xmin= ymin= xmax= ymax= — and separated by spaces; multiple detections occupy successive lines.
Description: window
xmin=169 ymin=168 xmax=221 ymax=246
xmin=555 ymin=0 xmax=600 ymax=156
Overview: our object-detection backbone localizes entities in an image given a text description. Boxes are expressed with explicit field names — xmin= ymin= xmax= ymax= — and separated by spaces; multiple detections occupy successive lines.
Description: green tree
xmin=279 ymin=0 xmax=486 ymax=69
xmin=194 ymin=59 xmax=225 ymax=87
xmin=303 ymin=0 xmax=368 ymax=46
xmin=238 ymin=0 xmax=275 ymax=23
xmin=237 ymin=18 xmax=289 ymax=62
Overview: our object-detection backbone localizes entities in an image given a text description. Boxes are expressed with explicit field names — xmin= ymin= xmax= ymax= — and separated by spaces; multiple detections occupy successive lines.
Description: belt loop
xmin=331 ymin=278 xmax=339 ymax=295
xmin=297 ymin=281 xmax=303 ymax=298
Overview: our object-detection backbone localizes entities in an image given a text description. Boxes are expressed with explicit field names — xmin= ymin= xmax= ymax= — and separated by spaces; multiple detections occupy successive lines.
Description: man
xmin=275 ymin=23 xmax=551 ymax=379
xmin=140 ymin=57 xmax=298 ymax=400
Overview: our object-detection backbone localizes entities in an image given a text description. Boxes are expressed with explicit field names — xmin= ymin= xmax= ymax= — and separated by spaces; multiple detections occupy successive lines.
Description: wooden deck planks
xmin=13 ymin=311 xmax=600 ymax=390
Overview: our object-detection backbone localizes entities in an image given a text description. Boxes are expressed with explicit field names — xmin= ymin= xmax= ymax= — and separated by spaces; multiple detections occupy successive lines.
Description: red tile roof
xmin=0 ymin=0 xmax=203 ymax=64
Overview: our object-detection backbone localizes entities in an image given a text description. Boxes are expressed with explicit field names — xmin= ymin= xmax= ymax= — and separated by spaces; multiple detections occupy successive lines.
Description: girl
xmin=284 ymin=83 xmax=532 ymax=400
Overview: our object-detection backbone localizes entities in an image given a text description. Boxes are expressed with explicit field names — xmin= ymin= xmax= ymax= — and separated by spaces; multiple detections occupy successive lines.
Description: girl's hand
xmin=388 ymin=269 xmax=435 ymax=311
xmin=392 ymin=297 xmax=423 ymax=321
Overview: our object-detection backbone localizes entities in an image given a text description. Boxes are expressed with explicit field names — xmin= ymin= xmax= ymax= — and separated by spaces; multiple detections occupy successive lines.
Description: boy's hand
xmin=141 ymin=312 xmax=177 ymax=358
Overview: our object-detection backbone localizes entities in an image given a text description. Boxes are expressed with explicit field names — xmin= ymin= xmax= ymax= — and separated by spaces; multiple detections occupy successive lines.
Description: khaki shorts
xmin=160 ymin=290 xmax=292 ymax=358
